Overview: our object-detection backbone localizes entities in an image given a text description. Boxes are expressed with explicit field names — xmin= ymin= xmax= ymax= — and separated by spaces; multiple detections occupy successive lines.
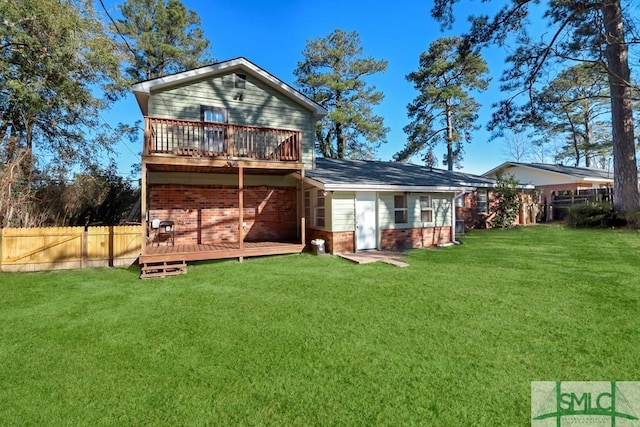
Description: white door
xmin=356 ymin=192 xmax=377 ymax=250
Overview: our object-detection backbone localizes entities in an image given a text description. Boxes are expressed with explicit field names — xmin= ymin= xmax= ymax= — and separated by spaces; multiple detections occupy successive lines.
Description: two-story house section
xmin=132 ymin=57 xmax=327 ymax=271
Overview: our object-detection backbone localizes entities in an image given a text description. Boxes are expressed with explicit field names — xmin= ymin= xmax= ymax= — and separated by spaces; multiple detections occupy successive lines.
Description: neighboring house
xmin=483 ymin=162 xmax=614 ymax=221
xmin=304 ymin=158 xmax=498 ymax=253
xmin=483 ymin=162 xmax=614 ymax=194
xmin=132 ymin=57 xmax=327 ymax=268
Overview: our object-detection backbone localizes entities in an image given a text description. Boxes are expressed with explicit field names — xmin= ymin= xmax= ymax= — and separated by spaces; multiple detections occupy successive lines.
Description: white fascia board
xmin=320 ymin=183 xmax=474 ymax=193
xmin=578 ymin=177 xmax=613 ymax=183
xmin=131 ymin=58 xmax=328 ymax=118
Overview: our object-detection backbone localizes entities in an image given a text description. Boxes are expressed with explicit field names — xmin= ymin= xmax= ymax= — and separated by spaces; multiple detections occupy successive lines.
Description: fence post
xmin=81 ymin=229 xmax=88 ymax=269
xmin=109 ymin=226 xmax=114 ymax=267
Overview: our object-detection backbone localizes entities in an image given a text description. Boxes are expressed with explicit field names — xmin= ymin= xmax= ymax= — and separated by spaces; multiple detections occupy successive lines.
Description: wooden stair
xmin=140 ymin=260 xmax=187 ymax=279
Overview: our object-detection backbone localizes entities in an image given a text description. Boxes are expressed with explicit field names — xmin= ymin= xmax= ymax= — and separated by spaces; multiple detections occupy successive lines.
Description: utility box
xmin=310 ymin=239 xmax=325 ymax=255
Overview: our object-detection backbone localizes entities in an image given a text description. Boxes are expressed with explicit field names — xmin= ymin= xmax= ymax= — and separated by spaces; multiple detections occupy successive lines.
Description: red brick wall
xmin=306 ymin=229 xmax=354 ymax=253
xmin=306 ymin=227 xmax=452 ymax=253
xmin=380 ymin=227 xmax=452 ymax=251
xmin=148 ymin=184 xmax=297 ymax=245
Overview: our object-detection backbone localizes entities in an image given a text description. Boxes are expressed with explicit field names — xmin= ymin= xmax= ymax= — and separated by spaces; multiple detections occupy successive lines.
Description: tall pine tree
xmin=432 ymin=0 xmax=639 ymax=211
xmin=112 ymin=0 xmax=212 ymax=82
xmin=395 ymin=37 xmax=489 ymax=170
xmin=294 ymin=29 xmax=388 ymax=159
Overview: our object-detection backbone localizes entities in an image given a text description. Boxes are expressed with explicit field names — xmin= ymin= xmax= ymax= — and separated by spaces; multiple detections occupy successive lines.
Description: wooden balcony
xmin=144 ymin=116 xmax=302 ymax=162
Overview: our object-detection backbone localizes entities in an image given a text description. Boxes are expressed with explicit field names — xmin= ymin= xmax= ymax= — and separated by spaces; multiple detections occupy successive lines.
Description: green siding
xmin=330 ymin=192 xmax=355 ymax=232
xmin=148 ymin=72 xmax=316 ymax=167
xmin=432 ymin=196 xmax=453 ymax=227
xmin=379 ymin=193 xmax=452 ymax=229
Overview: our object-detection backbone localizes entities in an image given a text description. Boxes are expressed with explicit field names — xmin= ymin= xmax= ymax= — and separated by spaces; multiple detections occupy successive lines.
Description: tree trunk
xmin=336 ymin=122 xmax=345 ymax=159
xmin=335 ymin=91 xmax=345 ymax=159
xmin=445 ymin=100 xmax=454 ymax=171
xmin=602 ymin=0 xmax=639 ymax=211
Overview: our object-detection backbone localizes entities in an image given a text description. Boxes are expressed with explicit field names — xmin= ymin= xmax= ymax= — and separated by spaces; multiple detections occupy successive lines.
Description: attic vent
xmin=235 ymin=73 xmax=246 ymax=89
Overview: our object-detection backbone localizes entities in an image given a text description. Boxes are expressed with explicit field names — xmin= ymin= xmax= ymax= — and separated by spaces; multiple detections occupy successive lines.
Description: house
xmin=303 ymin=158 xmax=498 ymax=253
xmin=132 ymin=57 xmax=525 ymax=274
xmin=132 ymin=57 xmax=327 ymax=272
xmin=483 ymin=162 xmax=614 ymax=221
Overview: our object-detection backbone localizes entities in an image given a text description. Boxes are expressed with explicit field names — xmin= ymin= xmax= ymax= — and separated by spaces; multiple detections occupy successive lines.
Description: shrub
xmin=567 ymin=203 xmax=624 ymax=228
xmin=489 ymin=173 xmax=522 ymax=228
xmin=621 ymin=208 xmax=640 ymax=228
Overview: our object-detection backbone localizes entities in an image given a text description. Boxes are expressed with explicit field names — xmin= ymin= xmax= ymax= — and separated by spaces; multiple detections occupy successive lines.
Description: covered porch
xmin=140 ymin=156 xmax=308 ymax=266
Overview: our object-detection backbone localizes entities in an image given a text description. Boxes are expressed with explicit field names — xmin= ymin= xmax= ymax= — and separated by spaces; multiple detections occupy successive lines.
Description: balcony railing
xmin=144 ymin=117 xmax=302 ymax=162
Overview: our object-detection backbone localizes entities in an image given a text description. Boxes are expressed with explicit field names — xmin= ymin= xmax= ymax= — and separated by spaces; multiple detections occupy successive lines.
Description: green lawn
xmin=1 ymin=225 xmax=639 ymax=425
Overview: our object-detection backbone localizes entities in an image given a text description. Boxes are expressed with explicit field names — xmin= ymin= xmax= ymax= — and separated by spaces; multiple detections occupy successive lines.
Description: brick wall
xmin=306 ymin=229 xmax=354 ymax=253
xmin=380 ymin=227 xmax=452 ymax=251
xmin=149 ymin=184 xmax=298 ymax=245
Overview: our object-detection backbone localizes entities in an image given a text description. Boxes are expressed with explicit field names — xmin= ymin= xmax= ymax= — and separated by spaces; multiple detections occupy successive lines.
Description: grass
xmin=1 ymin=225 xmax=639 ymax=425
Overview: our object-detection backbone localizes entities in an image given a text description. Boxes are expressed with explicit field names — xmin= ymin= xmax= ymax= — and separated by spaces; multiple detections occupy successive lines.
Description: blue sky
xmin=103 ymin=0 xmax=521 ymax=178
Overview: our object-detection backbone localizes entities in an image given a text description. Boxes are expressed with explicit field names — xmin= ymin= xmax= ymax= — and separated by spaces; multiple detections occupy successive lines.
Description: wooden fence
xmin=547 ymin=188 xmax=613 ymax=221
xmin=1 ymin=226 xmax=142 ymax=272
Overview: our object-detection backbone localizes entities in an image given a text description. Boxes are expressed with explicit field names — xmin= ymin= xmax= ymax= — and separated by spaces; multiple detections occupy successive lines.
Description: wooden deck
xmin=139 ymin=241 xmax=305 ymax=264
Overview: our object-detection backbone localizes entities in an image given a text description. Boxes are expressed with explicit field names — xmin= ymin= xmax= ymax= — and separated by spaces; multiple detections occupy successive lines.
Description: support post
xmin=238 ymin=166 xmax=244 ymax=254
xmin=140 ymin=161 xmax=148 ymax=255
xmin=300 ymin=168 xmax=306 ymax=246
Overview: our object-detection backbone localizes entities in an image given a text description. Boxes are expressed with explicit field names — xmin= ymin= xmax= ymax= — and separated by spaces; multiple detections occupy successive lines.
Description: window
xmin=315 ymin=191 xmax=325 ymax=227
xmin=201 ymin=106 xmax=227 ymax=153
xmin=304 ymin=190 xmax=311 ymax=222
xmin=394 ymin=194 xmax=407 ymax=224
xmin=420 ymin=195 xmax=433 ymax=223
xmin=477 ymin=190 xmax=488 ymax=214
xmin=235 ymin=73 xmax=246 ymax=89
xmin=455 ymin=193 xmax=465 ymax=208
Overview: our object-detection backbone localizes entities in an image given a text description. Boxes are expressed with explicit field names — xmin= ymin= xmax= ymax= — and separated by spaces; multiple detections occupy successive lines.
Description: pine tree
xmin=395 ymin=37 xmax=489 ymax=170
xmin=294 ymin=29 xmax=388 ymax=159
xmin=112 ymin=0 xmax=212 ymax=82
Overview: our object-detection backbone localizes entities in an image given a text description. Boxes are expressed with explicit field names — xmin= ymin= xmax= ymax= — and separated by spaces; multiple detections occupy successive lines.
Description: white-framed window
xmin=201 ymin=106 xmax=227 ymax=153
xmin=304 ymin=190 xmax=311 ymax=222
xmin=394 ymin=194 xmax=408 ymax=224
xmin=477 ymin=190 xmax=488 ymax=214
xmin=315 ymin=191 xmax=325 ymax=227
xmin=420 ymin=195 xmax=433 ymax=223
xmin=455 ymin=193 xmax=465 ymax=208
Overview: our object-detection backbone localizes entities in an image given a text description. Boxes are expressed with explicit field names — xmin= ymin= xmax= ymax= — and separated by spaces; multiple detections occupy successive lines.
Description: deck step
xmin=140 ymin=260 xmax=187 ymax=279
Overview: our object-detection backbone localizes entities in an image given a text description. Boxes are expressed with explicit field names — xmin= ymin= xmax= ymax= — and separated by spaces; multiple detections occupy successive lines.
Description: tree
xmin=489 ymin=173 xmax=522 ymax=228
xmin=431 ymin=0 xmax=639 ymax=211
xmin=534 ymin=64 xmax=612 ymax=167
xmin=394 ymin=37 xmax=489 ymax=170
xmin=0 ymin=0 xmax=124 ymax=226
xmin=112 ymin=0 xmax=212 ymax=83
xmin=1 ymin=0 xmax=121 ymax=165
xmin=294 ymin=29 xmax=388 ymax=159
xmin=501 ymin=130 xmax=532 ymax=162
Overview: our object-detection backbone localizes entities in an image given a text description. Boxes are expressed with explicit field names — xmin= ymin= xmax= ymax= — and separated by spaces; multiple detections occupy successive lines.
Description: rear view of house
xmin=132 ymin=58 xmax=327 ymax=274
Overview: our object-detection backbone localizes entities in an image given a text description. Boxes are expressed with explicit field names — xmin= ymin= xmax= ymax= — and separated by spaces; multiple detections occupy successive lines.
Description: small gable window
xmin=235 ymin=73 xmax=246 ymax=89
xmin=394 ymin=194 xmax=408 ymax=224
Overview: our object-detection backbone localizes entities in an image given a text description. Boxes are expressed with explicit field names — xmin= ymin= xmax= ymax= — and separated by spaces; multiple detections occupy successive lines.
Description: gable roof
xmin=306 ymin=158 xmax=499 ymax=192
xmin=131 ymin=57 xmax=328 ymax=118
xmin=484 ymin=162 xmax=613 ymax=183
